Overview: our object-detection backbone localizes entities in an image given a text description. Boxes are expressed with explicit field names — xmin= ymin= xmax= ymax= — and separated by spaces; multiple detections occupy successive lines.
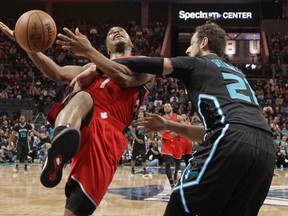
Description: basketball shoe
xmin=14 ymin=165 xmax=19 ymax=173
xmin=40 ymin=127 xmax=80 ymax=188
xmin=24 ymin=164 xmax=28 ymax=173
xmin=131 ymin=167 xmax=135 ymax=175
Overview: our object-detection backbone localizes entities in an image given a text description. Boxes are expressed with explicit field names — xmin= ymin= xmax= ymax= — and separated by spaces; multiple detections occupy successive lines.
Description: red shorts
xmin=48 ymin=98 xmax=128 ymax=206
xmin=161 ymin=137 xmax=182 ymax=159
xmin=181 ymin=137 xmax=192 ymax=155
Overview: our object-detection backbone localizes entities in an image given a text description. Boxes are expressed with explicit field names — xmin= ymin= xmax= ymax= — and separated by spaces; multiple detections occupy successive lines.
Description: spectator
xmin=272 ymin=59 xmax=284 ymax=78
xmin=146 ymin=141 xmax=161 ymax=167
xmin=169 ymin=91 xmax=179 ymax=103
xmin=0 ymin=89 xmax=8 ymax=99
xmin=276 ymin=141 xmax=288 ymax=168
xmin=281 ymin=124 xmax=288 ymax=137
xmin=153 ymin=93 xmax=163 ymax=107
xmin=121 ymin=143 xmax=133 ymax=166
xmin=274 ymin=134 xmax=282 ymax=146
xmin=0 ymin=135 xmax=15 ymax=162
xmin=282 ymin=135 xmax=288 ymax=147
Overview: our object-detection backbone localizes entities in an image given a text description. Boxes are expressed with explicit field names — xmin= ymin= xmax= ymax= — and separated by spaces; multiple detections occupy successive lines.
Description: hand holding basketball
xmin=14 ymin=10 xmax=57 ymax=53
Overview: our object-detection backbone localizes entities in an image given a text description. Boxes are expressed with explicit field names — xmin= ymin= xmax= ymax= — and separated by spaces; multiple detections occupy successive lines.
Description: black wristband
xmin=113 ymin=57 xmax=164 ymax=76
xmin=96 ymin=67 xmax=104 ymax=76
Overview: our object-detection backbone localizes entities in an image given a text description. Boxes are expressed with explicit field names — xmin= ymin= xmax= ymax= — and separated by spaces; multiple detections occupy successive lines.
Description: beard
xmin=114 ymin=40 xmax=126 ymax=53
xmin=194 ymin=49 xmax=202 ymax=57
xmin=164 ymin=109 xmax=172 ymax=114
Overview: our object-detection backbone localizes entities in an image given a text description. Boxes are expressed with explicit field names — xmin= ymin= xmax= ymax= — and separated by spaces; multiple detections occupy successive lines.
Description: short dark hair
xmin=196 ymin=23 xmax=226 ymax=57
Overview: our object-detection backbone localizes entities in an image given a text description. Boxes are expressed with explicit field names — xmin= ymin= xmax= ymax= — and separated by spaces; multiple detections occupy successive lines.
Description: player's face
xmin=164 ymin=103 xmax=172 ymax=114
xmin=186 ymin=33 xmax=202 ymax=57
xmin=106 ymin=27 xmax=132 ymax=53
xmin=19 ymin=116 xmax=25 ymax=123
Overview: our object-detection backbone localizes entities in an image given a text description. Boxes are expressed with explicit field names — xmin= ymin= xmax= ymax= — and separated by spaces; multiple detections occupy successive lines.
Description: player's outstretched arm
xmin=27 ymin=52 xmax=87 ymax=82
xmin=0 ymin=22 xmax=86 ymax=83
xmin=136 ymin=113 xmax=205 ymax=143
xmin=0 ymin=22 xmax=15 ymax=41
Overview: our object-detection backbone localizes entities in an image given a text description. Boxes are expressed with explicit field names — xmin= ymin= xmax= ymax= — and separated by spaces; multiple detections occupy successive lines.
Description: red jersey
xmin=162 ymin=113 xmax=177 ymax=140
xmin=161 ymin=113 xmax=182 ymax=159
xmin=85 ymin=77 xmax=148 ymax=130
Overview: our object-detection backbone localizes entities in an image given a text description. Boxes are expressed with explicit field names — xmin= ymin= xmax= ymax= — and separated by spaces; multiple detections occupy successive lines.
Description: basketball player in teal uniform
xmin=10 ymin=115 xmax=44 ymax=173
xmin=130 ymin=110 xmax=148 ymax=176
xmin=69 ymin=22 xmax=276 ymax=216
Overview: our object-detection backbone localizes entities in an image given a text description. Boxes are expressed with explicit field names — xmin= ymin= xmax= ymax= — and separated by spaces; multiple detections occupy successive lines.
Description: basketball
xmin=14 ymin=10 xmax=57 ymax=53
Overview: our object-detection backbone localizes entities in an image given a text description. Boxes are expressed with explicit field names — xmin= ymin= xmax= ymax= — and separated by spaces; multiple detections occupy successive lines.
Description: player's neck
xmin=202 ymin=51 xmax=218 ymax=57
xmin=165 ymin=112 xmax=173 ymax=118
xmin=110 ymin=50 xmax=132 ymax=60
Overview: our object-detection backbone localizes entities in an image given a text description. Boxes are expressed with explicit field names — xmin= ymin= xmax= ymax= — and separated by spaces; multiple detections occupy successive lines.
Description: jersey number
xmin=222 ymin=73 xmax=258 ymax=105
xmin=20 ymin=131 xmax=27 ymax=138
xmin=100 ymin=78 xmax=111 ymax=88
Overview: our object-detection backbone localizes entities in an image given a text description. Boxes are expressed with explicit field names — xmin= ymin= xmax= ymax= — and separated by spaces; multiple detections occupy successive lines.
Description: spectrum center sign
xmin=173 ymin=4 xmax=260 ymax=27
xmin=179 ymin=11 xmax=253 ymax=20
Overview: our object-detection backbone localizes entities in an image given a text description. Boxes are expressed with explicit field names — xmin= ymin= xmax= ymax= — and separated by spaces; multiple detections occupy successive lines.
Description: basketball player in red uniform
xmin=180 ymin=113 xmax=193 ymax=166
xmin=161 ymin=103 xmax=183 ymax=188
xmin=0 ymin=23 xmax=154 ymax=216
xmin=46 ymin=66 xmax=153 ymax=215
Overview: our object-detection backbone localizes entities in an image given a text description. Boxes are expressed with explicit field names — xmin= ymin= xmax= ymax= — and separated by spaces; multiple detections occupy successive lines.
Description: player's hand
xmin=56 ymin=27 xmax=94 ymax=55
xmin=0 ymin=22 xmax=16 ymax=41
xmin=135 ymin=113 xmax=168 ymax=134
xmin=70 ymin=64 xmax=98 ymax=90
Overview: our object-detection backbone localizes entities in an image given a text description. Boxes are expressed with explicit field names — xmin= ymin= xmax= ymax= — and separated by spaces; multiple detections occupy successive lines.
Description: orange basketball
xmin=14 ymin=10 xmax=57 ymax=53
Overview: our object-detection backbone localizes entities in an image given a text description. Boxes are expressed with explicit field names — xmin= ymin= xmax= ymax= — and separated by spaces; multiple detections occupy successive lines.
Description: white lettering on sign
xmin=222 ymin=12 xmax=252 ymax=19
xmin=179 ymin=10 xmax=253 ymax=20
